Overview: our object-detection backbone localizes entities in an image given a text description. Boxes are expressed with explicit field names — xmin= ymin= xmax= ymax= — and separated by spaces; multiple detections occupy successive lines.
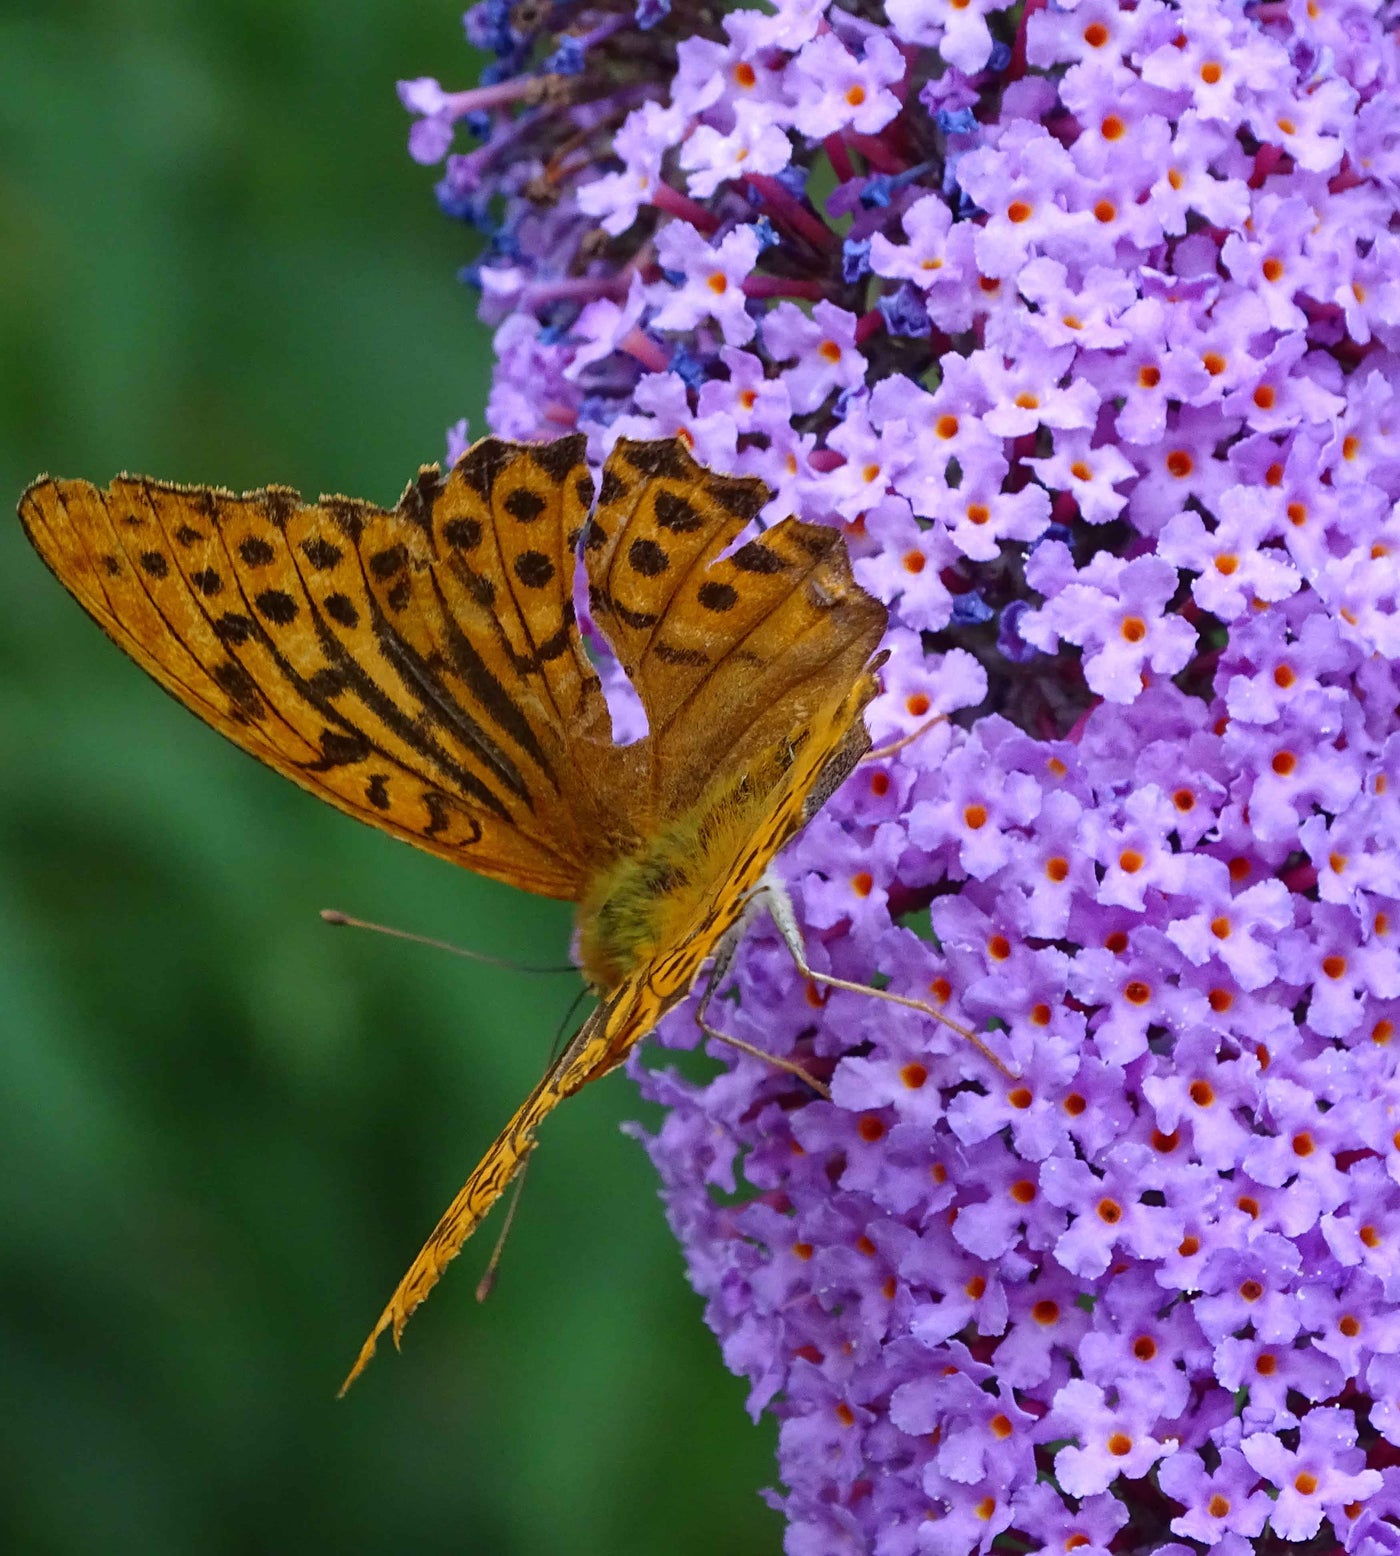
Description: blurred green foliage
xmin=0 ymin=5 xmax=778 ymax=1552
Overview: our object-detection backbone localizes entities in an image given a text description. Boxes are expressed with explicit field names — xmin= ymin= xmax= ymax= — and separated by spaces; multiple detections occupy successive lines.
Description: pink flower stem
xmin=742 ymin=275 xmax=828 ymax=300
xmin=619 ymin=326 xmax=669 ymax=373
xmin=1009 ymin=0 xmax=1048 ymax=80
xmin=650 ymin=181 xmax=721 ymax=233
xmin=845 ymin=130 xmax=905 ymax=175
xmin=520 ymin=274 xmax=628 ymax=308
xmin=855 ymin=309 xmax=884 ymax=346
xmin=745 ymin=174 xmax=836 ymax=253
xmin=447 ymin=75 xmax=560 ymax=118
xmin=1249 ymin=143 xmax=1288 ymax=188
xmin=1330 ymin=158 xmax=1365 ymax=194
xmin=1281 ymin=860 xmax=1318 ymax=893
xmin=825 ymin=134 xmax=856 ymax=183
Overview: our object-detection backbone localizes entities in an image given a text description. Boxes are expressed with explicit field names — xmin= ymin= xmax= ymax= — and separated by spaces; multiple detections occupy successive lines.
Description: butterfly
xmin=18 ymin=433 xmax=975 ymax=1393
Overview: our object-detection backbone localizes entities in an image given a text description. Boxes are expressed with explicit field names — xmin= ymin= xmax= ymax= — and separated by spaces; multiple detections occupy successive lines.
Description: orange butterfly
xmin=19 ymin=435 xmax=992 ymax=1393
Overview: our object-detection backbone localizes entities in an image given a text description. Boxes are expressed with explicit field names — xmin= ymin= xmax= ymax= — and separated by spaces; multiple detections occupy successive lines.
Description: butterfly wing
xmin=18 ymin=438 xmax=619 ymax=898
xmin=586 ymin=437 xmax=889 ymax=826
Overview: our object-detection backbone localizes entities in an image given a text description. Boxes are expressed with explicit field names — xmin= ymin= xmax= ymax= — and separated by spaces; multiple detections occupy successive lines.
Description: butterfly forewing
xmin=585 ymin=441 xmax=887 ymax=823
xmin=673 ymin=523 xmax=883 ymax=780
xmin=586 ymin=439 xmax=766 ymax=701
xmin=19 ymin=468 xmax=594 ymax=897
xmin=410 ymin=438 xmax=609 ymax=746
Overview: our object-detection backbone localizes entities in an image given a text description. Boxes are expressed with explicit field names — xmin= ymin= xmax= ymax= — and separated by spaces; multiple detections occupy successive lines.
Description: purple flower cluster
xmin=403 ymin=0 xmax=1400 ymax=1549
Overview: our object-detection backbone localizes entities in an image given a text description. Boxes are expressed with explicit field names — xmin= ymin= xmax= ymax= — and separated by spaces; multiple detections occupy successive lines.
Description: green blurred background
xmin=0 ymin=5 xmax=779 ymax=1551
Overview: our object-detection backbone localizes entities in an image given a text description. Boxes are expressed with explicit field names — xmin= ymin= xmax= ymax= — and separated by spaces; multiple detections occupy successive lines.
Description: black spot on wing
xmin=101 ymin=555 xmax=121 ymax=577
xmin=459 ymin=439 xmax=516 ymax=501
xmin=174 ymin=525 xmax=204 ymax=546
xmin=255 ymin=589 xmax=299 ymax=625
xmin=653 ymin=492 xmax=703 ymax=534
xmin=239 ymin=537 xmax=275 ymax=567
xmin=191 ymin=568 xmax=223 ymax=596
xmin=301 ymin=536 xmax=343 ymax=570
xmin=731 ymin=541 xmax=787 ymax=573
xmin=622 ymin=440 xmax=692 ymax=481
xmin=139 ymin=551 xmax=169 ymax=579
xmin=514 ymin=550 xmax=555 ymax=588
xmin=791 ymin=525 xmax=839 ymax=558
xmin=214 ymin=612 xmax=256 ymax=646
xmin=443 ymin=516 xmax=482 ymax=551
xmin=628 ymin=538 xmax=669 ymax=576
xmin=369 ymin=544 xmax=408 ymax=580
xmin=531 ymin=434 xmax=586 ymax=482
xmin=308 ymin=666 xmax=347 ymax=699
xmin=698 ymin=580 xmax=738 ymax=612
xmin=366 ymin=772 xmax=391 ymax=810
xmin=504 ymin=489 xmax=547 ymax=524
xmin=707 ymin=474 xmax=767 ymax=521
xmin=598 ymin=469 xmax=627 ymax=506
xmin=306 ymin=728 xmax=372 ymax=771
xmin=212 ymin=659 xmax=265 ymax=720
xmin=324 ymin=592 xmax=359 ymax=628
xmin=386 ymin=577 xmax=411 ymax=612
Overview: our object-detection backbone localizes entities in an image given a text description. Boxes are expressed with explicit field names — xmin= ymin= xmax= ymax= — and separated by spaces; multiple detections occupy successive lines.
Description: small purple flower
xmin=790 ymin=32 xmax=905 ymax=141
xmin=1024 ymin=547 xmax=1197 ymax=703
xmin=762 ymin=301 xmax=866 ymax=415
xmin=1159 ymin=1446 xmax=1273 ymax=1543
xmin=649 ymin=223 xmax=763 ymax=346
xmin=1044 ymin=1378 xmax=1177 ymax=1497
xmin=1242 ymin=1407 xmax=1384 ymax=1542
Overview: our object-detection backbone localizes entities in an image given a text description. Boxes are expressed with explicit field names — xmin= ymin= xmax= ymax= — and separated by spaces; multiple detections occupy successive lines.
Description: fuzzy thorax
xmin=574 ymin=756 xmax=793 ymax=993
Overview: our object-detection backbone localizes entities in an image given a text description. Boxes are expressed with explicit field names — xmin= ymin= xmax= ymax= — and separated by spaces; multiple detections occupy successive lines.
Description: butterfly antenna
xmin=475 ymin=982 xmax=592 ymax=1303
xmin=475 ymin=1164 xmax=530 ymax=1303
xmin=320 ymin=909 xmax=575 ymax=974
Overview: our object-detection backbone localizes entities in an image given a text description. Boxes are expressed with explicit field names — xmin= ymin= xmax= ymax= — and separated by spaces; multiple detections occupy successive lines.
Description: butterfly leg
xmin=754 ymin=869 xmax=1017 ymax=1079
xmin=862 ymin=711 xmax=947 ymax=763
xmin=692 ymin=923 xmax=831 ymax=1099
